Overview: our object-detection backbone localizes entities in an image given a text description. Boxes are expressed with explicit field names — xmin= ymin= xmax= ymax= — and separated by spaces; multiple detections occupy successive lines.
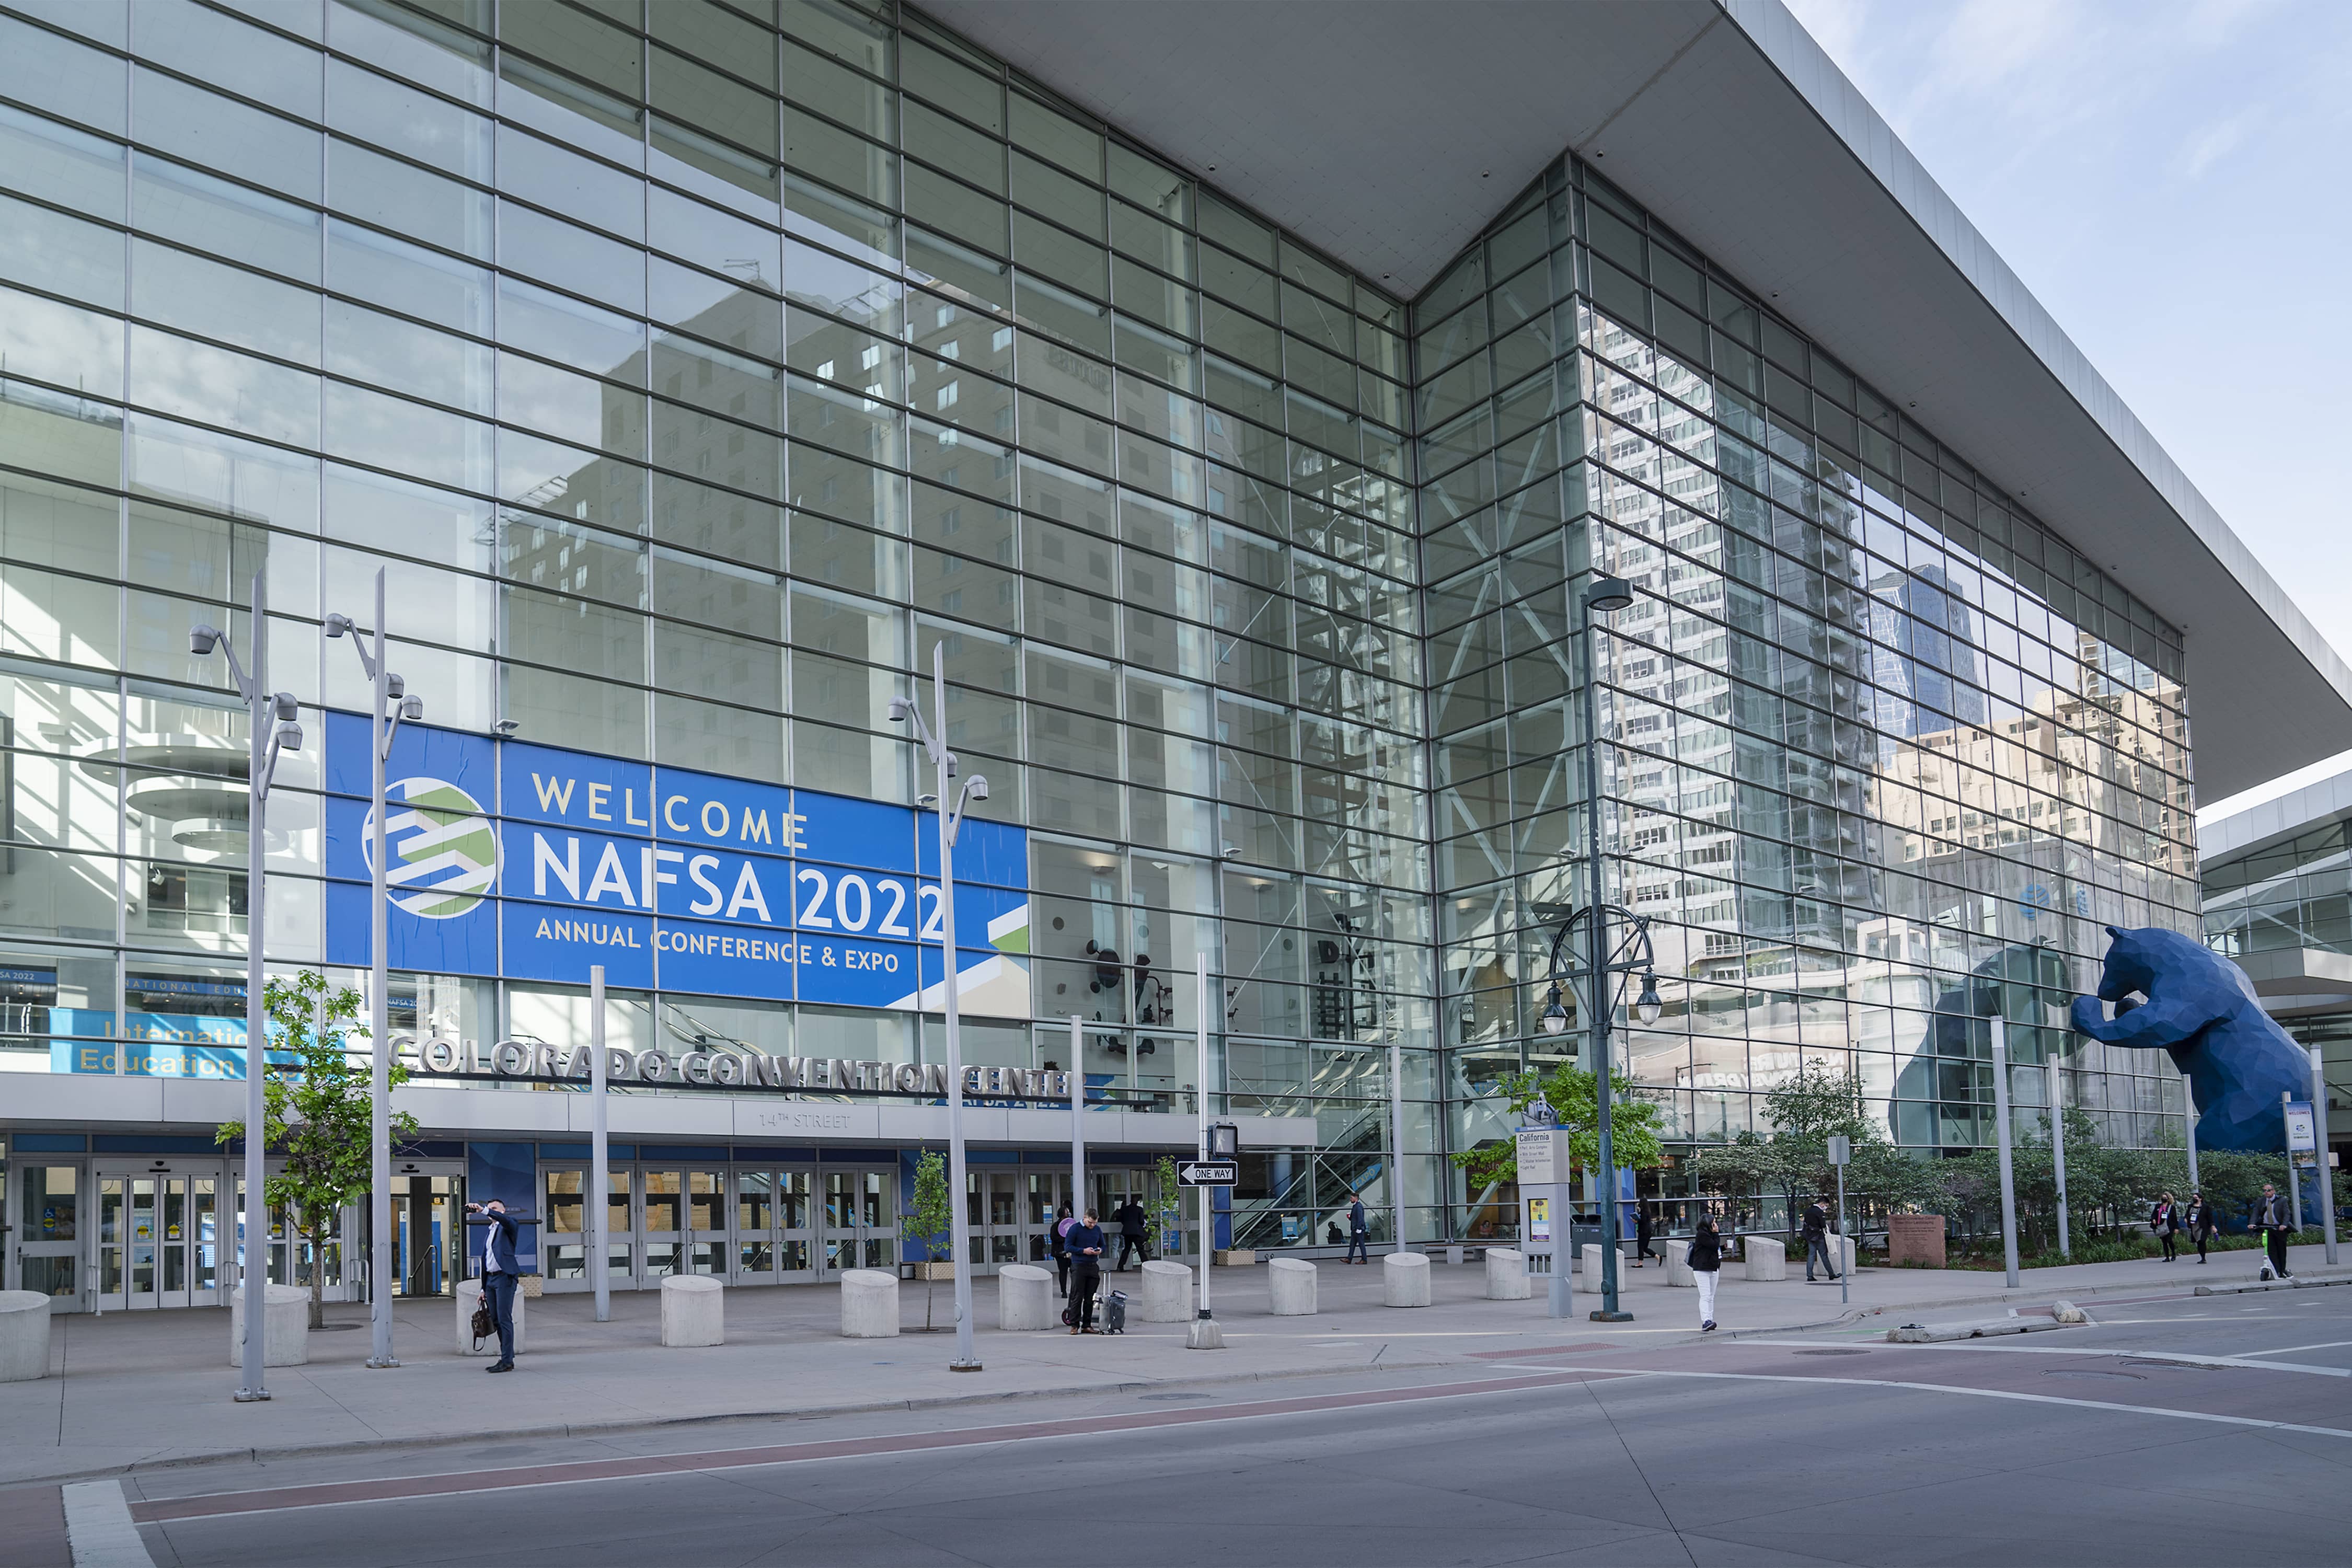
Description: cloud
xmin=2174 ymin=111 xmax=2256 ymax=180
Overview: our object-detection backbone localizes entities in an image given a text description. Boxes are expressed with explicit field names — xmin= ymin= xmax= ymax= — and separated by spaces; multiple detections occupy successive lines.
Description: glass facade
xmin=0 ymin=0 xmax=2201 ymax=1251
xmin=2203 ymin=799 xmax=2351 ymax=1132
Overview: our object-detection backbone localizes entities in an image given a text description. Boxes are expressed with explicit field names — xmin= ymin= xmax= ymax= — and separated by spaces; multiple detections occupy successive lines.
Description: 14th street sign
xmin=1177 ymin=1160 xmax=1238 ymax=1186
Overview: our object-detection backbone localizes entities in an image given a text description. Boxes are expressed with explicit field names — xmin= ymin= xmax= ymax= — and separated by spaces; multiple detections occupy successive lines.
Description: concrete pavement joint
xmin=17 ymin=1351 xmax=1497 ymax=1491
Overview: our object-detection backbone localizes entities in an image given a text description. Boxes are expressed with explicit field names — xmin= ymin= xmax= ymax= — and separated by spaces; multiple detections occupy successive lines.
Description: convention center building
xmin=1 ymin=0 xmax=2344 ymax=1310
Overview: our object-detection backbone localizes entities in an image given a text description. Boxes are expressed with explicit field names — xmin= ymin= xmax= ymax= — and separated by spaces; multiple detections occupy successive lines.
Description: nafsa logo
xmin=362 ymin=777 xmax=497 ymax=919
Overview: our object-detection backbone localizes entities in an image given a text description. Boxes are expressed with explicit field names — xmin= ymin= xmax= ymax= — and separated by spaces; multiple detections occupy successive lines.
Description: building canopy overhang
xmin=925 ymin=0 xmax=2352 ymax=803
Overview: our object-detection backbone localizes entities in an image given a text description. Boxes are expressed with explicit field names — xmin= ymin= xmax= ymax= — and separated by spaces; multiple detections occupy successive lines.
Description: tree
xmin=1450 ymin=1064 xmax=1666 ymax=1198
xmin=908 ymin=1148 xmax=953 ymax=1331
xmin=1156 ymin=1154 xmax=1182 ymax=1258
xmin=1687 ymin=1063 xmax=1940 ymax=1236
xmin=216 ymin=970 xmax=418 ymax=1328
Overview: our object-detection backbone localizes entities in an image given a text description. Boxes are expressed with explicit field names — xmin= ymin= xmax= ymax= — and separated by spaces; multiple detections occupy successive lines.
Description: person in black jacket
xmin=1346 ymin=1193 xmax=1370 ymax=1264
xmin=2185 ymin=1191 xmax=2217 ymax=1264
xmin=1689 ymin=1216 xmax=1724 ymax=1331
xmin=1048 ymin=1202 xmax=1073 ymax=1297
xmin=2255 ymin=1183 xmax=2294 ymax=1279
xmin=1065 ymin=1210 xmax=1107 ymax=1332
xmin=2150 ymin=1192 xmax=2179 ymax=1262
xmin=1111 ymin=1195 xmax=1152 ymax=1270
xmin=465 ymin=1199 xmax=538 ymax=1372
xmin=1802 ymin=1197 xmax=1840 ymax=1283
xmin=1633 ymin=1203 xmax=1656 ymax=1267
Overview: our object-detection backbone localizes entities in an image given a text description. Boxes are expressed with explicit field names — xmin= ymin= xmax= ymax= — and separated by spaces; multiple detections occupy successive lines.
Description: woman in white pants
xmin=1689 ymin=1216 xmax=1724 ymax=1332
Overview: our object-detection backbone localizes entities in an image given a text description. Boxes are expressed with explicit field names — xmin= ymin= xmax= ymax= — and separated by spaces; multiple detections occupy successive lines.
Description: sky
xmin=1779 ymin=0 xmax=2352 ymax=827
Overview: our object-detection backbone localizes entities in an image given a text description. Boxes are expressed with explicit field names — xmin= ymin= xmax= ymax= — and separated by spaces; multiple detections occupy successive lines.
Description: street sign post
xmin=1178 ymin=1161 xmax=1238 ymax=1187
xmin=1827 ymin=1133 xmax=1851 ymax=1307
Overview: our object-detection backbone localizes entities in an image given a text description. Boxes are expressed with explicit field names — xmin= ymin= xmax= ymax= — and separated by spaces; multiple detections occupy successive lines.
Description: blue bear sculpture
xmin=2069 ymin=925 xmax=2309 ymax=1152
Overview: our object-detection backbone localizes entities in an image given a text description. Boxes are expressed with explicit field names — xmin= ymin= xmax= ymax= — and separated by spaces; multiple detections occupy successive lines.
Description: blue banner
xmin=323 ymin=714 xmax=1030 ymax=1013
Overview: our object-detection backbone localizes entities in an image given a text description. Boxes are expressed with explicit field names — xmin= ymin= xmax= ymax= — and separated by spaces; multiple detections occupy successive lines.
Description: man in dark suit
xmin=465 ymin=1198 xmax=538 ymax=1372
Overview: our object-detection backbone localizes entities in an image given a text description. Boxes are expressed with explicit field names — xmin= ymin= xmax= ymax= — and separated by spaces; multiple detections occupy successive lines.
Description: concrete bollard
xmin=229 ymin=1282 xmax=312 ymax=1367
xmin=0 ymin=1291 xmax=51 ymax=1382
xmin=456 ymin=1278 xmax=527 ymax=1357
xmin=660 ymin=1275 xmax=724 ymax=1347
xmin=840 ymin=1269 xmax=900 ymax=1338
xmin=1484 ymin=1248 xmax=1529 ymax=1300
xmin=1382 ymin=1250 xmax=1431 ymax=1307
xmin=1662 ymin=1238 xmax=1696 ymax=1287
xmin=1267 ymin=1256 xmax=1318 ymax=1315
xmin=1743 ymin=1236 xmax=1788 ymax=1282
xmin=996 ymin=1263 xmax=1056 ymax=1330
xmin=1137 ymin=1259 xmax=1192 ymax=1322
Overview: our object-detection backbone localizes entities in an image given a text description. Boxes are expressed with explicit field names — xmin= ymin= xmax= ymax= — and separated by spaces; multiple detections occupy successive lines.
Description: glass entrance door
xmin=965 ymin=1170 xmax=1022 ymax=1274
xmin=393 ymin=1171 xmax=464 ymax=1297
xmin=1024 ymin=1172 xmax=1069 ymax=1265
xmin=538 ymin=1167 xmax=630 ymax=1293
xmin=641 ymin=1169 xmax=683 ymax=1279
xmin=11 ymin=1165 xmax=84 ymax=1312
xmin=818 ymin=1169 xmax=894 ymax=1275
xmin=733 ymin=1168 xmax=814 ymax=1284
xmin=686 ymin=1171 xmax=725 ymax=1275
xmin=96 ymin=1165 xmax=218 ymax=1309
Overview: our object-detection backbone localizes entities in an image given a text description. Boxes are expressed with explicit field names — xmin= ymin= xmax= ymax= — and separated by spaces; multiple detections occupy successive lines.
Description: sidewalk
xmin=1 ymin=1242 xmax=2337 ymax=1488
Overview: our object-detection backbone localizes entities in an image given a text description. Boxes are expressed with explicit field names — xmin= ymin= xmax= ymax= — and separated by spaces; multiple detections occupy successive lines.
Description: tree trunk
xmin=926 ymin=1269 xmax=935 ymax=1332
xmin=307 ymin=1217 xmax=326 ymax=1329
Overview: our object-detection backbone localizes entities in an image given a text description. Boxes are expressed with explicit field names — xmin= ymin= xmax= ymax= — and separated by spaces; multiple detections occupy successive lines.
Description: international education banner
xmin=321 ymin=714 xmax=1030 ymax=1014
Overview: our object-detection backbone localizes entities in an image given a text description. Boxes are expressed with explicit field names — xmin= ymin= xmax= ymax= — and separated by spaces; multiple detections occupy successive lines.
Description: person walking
xmin=1689 ymin=1215 xmax=1724 ymax=1332
xmin=2150 ymin=1192 xmax=2179 ymax=1262
xmin=2185 ymin=1190 xmax=2216 ymax=1264
xmin=1048 ymin=1201 xmax=1073 ymax=1297
xmin=1065 ymin=1208 xmax=1107 ymax=1331
xmin=1111 ymin=1194 xmax=1151 ymax=1271
xmin=464 ymin=1198 xmax=536 ymax=1373
xmin=1346 ymin=1192 xmax=1370 ymax=1264
xmin=1801 ymin=1195 xmax=1840 ymax=1283
xmin=2255 ymin=1182 xmax=2295 ymax=1281
xmin=1633 ymin=1203 xmax=1656 ymax=1268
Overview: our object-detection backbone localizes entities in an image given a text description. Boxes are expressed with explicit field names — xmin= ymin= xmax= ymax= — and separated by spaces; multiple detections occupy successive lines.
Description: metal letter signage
xmin=321 ymin=716 xmax=1030 ymax=1016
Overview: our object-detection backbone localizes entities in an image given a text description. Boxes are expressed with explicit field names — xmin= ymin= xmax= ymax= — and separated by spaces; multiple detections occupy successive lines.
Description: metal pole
xmin=1198 ymin=962 xmax=1210 ymax=1318
xmin=2047 ymin=1053 xmax=2070 ymax=1263
xmin=591 ymin=965 xmax=609 ymax=1322
xmin=365 ymin=570 xmax=398 ymax=1369
xmin=1835 ymin=1159 xmax=1848 ymax=1307
xmin=1068 ymin=1016 xmax=1085 ymax=1229
xmin=1991 ymin=1016 xmax=2020 ymax=1289
xmin=2285 ymin=1090 xmax=2303 ymax=1233
xmin=2182 ymin=1069 xmax=2200 ymax=1196
xmin=2313 ymin=1046 xmax=2338 ymax=1265
xmin=934 ymin=644 xmax=977 ymax=1372
xmin=1388 ymin=1036 xmax=1405 ymax=1255
xmin=236 ymin=573 xmax=271 ymax=1402
xmin=1579 ymin=598 xmax=1628 ymax=1321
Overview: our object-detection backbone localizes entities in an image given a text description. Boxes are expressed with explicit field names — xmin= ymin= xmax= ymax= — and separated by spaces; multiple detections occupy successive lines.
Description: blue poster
xmin=322 ymin=716 xmax=1030 ymax=1014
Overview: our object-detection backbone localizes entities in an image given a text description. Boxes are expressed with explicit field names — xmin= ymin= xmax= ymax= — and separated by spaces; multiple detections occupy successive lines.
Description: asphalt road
xmin=22 ymin=1284 xmax=2352 ymax=1567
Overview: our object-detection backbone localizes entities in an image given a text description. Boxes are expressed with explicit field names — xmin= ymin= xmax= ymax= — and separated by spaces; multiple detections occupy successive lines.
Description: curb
xmin=2 ymin=1352 xmax=1490 ymax=1491
xmin=2195 ymin=1274 xmax=2352 ymax=1297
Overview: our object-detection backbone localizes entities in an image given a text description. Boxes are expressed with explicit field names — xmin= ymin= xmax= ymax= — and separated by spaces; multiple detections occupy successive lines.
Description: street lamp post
xmin=191 ymin=575 xmax=304 ymax=1403
xmin=1550 ymin=570 xmax=1645 ymax=1321
xmin=325 ymin=568 xmax=424 ymax=1371
xmin=886 ymin=642 xmax=990 ymax=1372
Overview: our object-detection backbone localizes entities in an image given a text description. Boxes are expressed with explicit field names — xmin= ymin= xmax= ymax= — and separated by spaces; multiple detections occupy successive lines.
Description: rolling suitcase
xmin=1103 ymin=1289 xmax=1128 ymax=1334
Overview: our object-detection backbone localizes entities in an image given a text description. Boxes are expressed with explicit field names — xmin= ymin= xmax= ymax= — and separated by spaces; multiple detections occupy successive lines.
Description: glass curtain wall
xmin=0 ymin=1 xmax=1438 ymax=1235
xmin=1420 ymin=161 xmax=2198 ymax=1235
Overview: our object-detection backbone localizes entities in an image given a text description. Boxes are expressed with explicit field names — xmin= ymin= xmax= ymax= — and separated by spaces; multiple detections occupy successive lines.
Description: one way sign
xmin=1177 ymin=1160 xmax=1238 ymax=1187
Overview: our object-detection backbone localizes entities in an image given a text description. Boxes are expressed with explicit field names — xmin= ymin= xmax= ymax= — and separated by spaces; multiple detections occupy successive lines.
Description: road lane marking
xmin=1730 ymin=1340 xmax=2349 ymax=1376
xmin=1516 ymin=1363 xmax=2352 ymax=1439
xmin=2236 ymin=1339 xmax=2352 ymax=1357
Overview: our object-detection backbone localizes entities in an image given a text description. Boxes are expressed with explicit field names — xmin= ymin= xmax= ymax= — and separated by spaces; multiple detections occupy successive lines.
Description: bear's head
xmin=2092 ymin=924 xmax=2160 ymax=1004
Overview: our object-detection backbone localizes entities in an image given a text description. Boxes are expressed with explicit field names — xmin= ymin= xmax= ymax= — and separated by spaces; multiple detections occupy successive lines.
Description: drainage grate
xmin=313 ymin=1323 xmax=364 ymax=1332
xmin=1795 ymin=1347 xmax=1870 ymax=1356
xmin=1138 ymin=1393 xmax=1207 ymax=1402
xmin=2044 ymin=1368 xmax=2144 ymax=1381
